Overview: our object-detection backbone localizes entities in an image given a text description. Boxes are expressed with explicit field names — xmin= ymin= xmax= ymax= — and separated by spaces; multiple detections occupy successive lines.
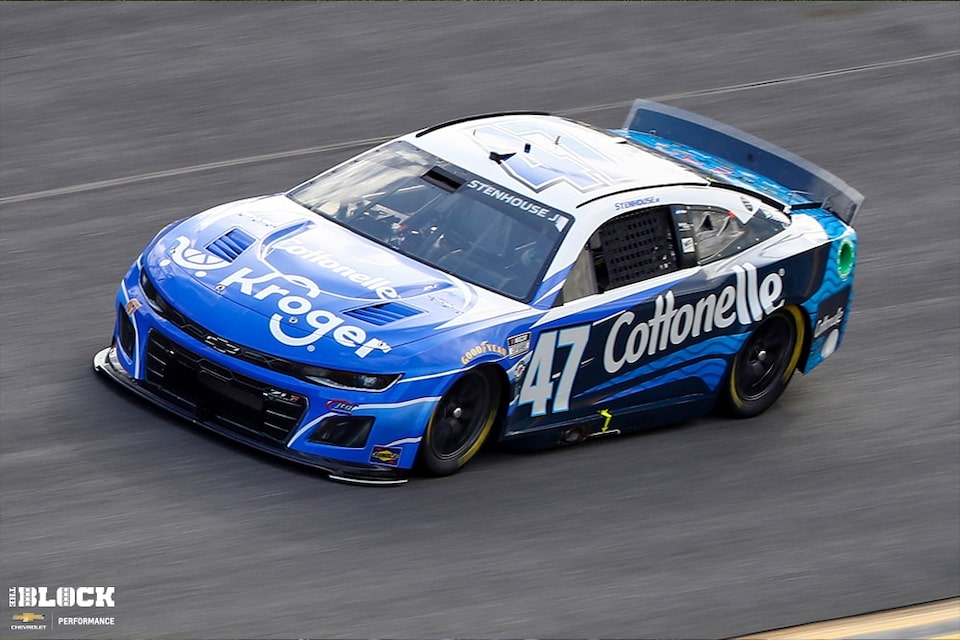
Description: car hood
xmin=144 ymin=195 xmax=528 ymax=364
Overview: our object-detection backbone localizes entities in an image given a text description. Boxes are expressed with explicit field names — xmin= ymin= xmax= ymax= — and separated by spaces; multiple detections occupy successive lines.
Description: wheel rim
xmin=734 ymin=314 xmax=796 ymax=401
xmin=428 ymin=372 xmax=493 ymax=460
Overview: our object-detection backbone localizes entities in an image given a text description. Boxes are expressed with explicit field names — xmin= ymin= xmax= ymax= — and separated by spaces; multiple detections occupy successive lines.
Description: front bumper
xmin=93 ymin=345 xmax=408 ymax=486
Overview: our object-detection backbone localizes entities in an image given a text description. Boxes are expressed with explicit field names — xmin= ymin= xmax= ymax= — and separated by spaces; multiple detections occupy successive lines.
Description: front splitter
xmin=93 ymin=346 xmax=408 ymax=486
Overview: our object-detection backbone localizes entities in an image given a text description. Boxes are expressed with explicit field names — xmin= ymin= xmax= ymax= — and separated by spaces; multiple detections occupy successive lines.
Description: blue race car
xmin=94 ymin=99 xmax=861 ymax=485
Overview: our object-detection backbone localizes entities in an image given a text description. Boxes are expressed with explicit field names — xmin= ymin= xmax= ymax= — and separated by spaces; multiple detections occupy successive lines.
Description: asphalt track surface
xmin=1 ymin=3 xmax=958 ymax=639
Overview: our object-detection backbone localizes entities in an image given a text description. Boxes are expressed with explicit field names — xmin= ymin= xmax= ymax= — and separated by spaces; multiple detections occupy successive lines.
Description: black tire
xmin=420 ymin=368 xmax=500 ymax=476
xmin=719 ymin=305 xmax=805 ymax=418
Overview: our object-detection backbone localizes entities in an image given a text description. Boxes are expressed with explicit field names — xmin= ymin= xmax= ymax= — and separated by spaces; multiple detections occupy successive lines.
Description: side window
xmin=684 ymin=206 xmax=747 ymax=263
xmin=677 ymin=204 xmax=788 ymax=264
xmin=560 ymin=206 xmax=679 ymax=303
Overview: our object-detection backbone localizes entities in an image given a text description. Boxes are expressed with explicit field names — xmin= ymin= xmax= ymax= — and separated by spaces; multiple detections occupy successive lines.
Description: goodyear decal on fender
xmin=461 ymin=341 xmax=508 ymax=364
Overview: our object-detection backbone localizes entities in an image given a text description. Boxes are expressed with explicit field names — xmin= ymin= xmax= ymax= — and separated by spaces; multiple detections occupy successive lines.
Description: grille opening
xmin=307 ymin=416 xmax=373 ymax=448
xmin=144 ymin=331 xmax=307 ymax=445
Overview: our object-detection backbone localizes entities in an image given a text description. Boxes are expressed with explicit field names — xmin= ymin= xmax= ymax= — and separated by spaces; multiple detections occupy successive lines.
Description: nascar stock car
xmin=94 ymin=99 xmax=861 ymax=485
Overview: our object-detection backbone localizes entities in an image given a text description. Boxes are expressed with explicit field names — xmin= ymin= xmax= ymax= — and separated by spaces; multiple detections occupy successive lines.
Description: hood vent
xmin=344 ymin=302 xmax=423 ymax=326
xmin=206 ymin=228 xmax=256 ymax=261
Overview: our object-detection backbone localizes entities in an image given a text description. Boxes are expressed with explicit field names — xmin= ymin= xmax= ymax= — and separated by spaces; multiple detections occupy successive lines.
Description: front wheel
xmin=420 ymin=368 xmax=500 ymax=476
xmin=719 ymin=305 xmax=805 ymax=418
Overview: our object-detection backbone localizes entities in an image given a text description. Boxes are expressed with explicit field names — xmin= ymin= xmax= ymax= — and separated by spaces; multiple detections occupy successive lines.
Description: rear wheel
xmin=720 ymin=305 xmax=805 ymax=418
xmin=420 ymin=368 xmax=500 ymax=476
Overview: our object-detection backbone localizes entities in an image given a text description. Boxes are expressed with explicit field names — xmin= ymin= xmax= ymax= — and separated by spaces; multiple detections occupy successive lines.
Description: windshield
xmin=286 ymin=141 xmax=571 ymax=300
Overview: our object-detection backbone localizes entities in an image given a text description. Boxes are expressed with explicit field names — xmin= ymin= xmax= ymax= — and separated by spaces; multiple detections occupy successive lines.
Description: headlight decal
xmin=302 ymin=367 xmax=400 ymax=391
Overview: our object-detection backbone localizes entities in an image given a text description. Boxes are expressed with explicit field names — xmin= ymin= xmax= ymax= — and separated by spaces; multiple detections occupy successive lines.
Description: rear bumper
xmin=93 ymin=345 xmax=408 ymax=486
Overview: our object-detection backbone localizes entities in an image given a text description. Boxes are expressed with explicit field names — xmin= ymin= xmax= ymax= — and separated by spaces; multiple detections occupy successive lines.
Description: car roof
xmin=404 ymin=113 xmax=710 ymax=216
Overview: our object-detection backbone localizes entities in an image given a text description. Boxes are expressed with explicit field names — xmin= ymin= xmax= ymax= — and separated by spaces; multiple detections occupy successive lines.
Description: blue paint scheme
xmin=99 ymin=102 xmax=860 ymax=479
xmin=795 ymin=210 xmax=857 ymax=372
xmin=585 ymin=333 xmax=747 ymax=397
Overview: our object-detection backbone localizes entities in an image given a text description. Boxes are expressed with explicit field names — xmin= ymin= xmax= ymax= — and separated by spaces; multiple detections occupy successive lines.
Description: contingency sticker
xmin=507 ymin=332 xmax=531 ymax=358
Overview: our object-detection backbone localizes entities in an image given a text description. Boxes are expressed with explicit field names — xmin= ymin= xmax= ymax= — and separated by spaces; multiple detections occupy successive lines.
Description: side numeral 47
xmin=518 ymin=325 xmax=590 ymax=417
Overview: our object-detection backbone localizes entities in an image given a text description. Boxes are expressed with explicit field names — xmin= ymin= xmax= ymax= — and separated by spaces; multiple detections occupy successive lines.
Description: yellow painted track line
xmin=737 ymin=598 xmax=960 ymax=640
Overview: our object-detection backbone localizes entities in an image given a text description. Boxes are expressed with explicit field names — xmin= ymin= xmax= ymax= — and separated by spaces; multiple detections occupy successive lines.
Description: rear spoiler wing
xmin=624 ymin=99 xmax=864 ymax=224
